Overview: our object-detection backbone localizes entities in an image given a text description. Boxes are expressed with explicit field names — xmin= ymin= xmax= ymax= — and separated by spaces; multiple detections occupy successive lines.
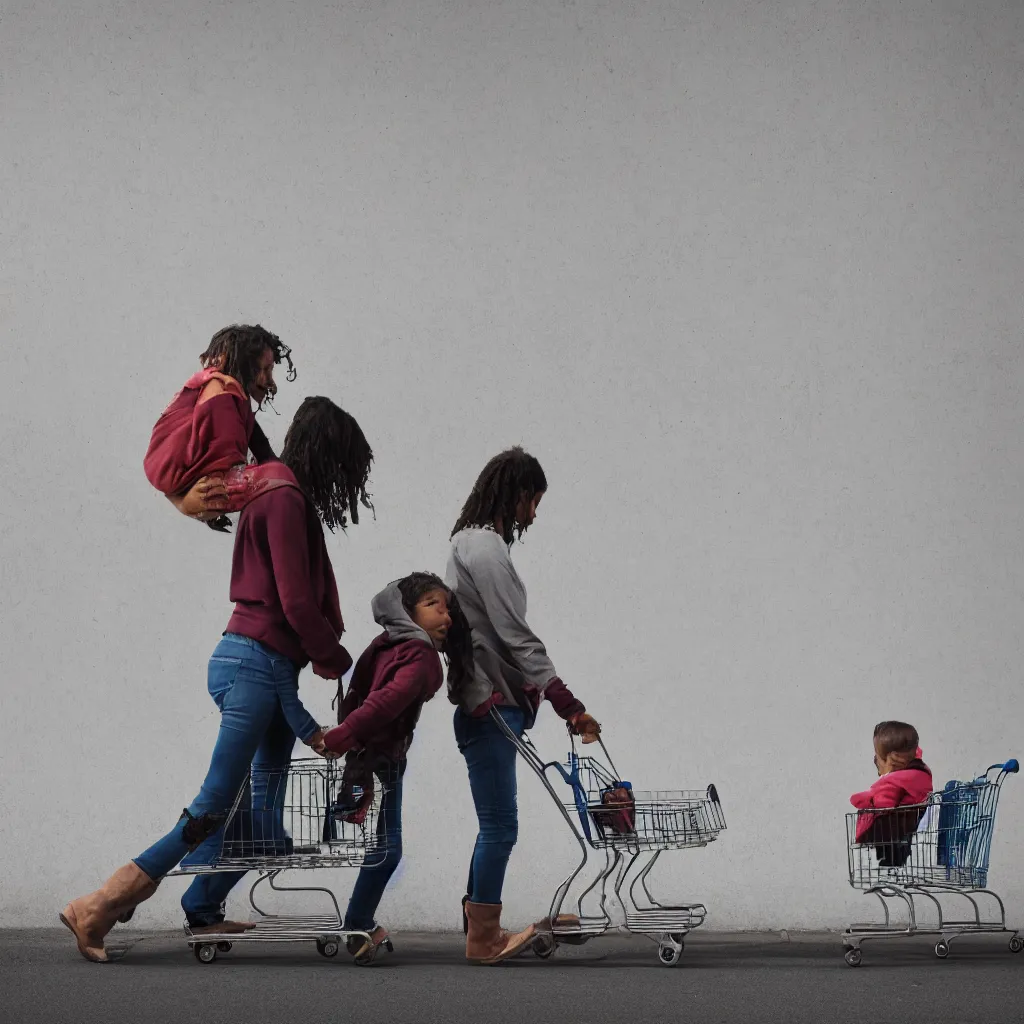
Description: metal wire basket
xmin=173 ymin=757 xmax=395 ymax=873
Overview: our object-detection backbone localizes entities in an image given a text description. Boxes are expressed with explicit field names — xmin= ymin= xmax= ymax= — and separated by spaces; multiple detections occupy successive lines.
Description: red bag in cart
xmin=593 ymin=781 xmax=636 ymax=836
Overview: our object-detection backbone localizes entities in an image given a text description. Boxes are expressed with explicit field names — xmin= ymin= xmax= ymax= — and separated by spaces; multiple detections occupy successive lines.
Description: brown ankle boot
xmin=464 ymin=901 xmax=536 ymax=966
xmin=60 ymin=862 xmax=159 ymax=963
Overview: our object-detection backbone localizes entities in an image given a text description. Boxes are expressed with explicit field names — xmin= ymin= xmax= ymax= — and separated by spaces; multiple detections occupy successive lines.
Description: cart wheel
xmin=193 ymin=944 xmax=217 ymax=964
xmin=533 ymin=935 xmax=556 ymax=959
xmin=844 ymin=948 xmax=862 ymax=967
xmin=316 ymin=939 xmax=340 ymax=958
xmin=216 ymin=942 xmax=233 ymax=953
xmin=1009 ymin=935 xmax=1024 ymax=954
xmin=934 ymin=940 xmax=950 ymax=959
xmin=658 ymin=943 xmax=681 ymax=966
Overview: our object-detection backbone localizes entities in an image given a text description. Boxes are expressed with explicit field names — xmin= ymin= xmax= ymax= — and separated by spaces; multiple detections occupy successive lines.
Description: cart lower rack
xmin=166 ymin=756 xmax=398 ymax=965
xmin=494 ymin=712 xmax=726 ymax=966
xmin=842 ymin=758 xmax=1020 ymax=966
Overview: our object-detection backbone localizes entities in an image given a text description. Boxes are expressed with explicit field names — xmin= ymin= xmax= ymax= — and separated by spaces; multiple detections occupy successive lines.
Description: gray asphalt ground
xmin=1 ymin=929 xmax=1021 ymax=1024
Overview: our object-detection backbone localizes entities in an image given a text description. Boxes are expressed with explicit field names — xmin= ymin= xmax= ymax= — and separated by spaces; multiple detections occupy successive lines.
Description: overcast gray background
xmin=2 ymin=0 xmax=1022 ymax=933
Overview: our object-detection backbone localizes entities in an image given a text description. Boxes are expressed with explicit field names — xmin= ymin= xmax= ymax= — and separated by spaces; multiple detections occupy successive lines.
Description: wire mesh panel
xmin=190 ymin=757 xmax=397 ymax=872
xmin=560 ymin=754 xmax=726 ymax=850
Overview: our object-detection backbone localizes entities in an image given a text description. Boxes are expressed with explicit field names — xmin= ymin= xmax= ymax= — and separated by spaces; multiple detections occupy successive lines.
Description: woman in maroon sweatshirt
xmin=59 ymin=396 xmax=374 ymax=964
xmin=321 ymin=571 xmax=474 ymax=963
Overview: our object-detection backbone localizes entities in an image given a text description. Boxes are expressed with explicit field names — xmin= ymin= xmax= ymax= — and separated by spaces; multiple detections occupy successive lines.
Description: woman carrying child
xmin=321 ymin=572 xmax=474 ymax=962
xmin=446 ymin=447 xmax=602 ymax=965
xmin=60 ymin=396 xmax=374 ymax=963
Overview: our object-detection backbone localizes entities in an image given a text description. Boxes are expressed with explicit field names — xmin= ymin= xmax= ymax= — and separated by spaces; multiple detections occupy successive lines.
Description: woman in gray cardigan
xmin=446 ymin=447 xmax=601 ymax=965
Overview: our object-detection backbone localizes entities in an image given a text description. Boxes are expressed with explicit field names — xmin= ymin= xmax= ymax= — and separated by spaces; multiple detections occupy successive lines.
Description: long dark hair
xmin=199 ymin=324 xmax=296 ymax=407
xmin=450 ymin=446 xmax=547 ymax=546
xmin=397 ymin=571 xmax=474 ymax=696
xmin=280 ymin=396 xmax=374 ymax=532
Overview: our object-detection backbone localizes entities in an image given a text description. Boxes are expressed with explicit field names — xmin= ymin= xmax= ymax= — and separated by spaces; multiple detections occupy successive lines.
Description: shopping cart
xmin=167 ymin=756 xmax=397 ymax=965
xmin=841 ymin=758 xmax=1021 ymax=966
xmin=494 ymin=712 xmax=726 ymax=966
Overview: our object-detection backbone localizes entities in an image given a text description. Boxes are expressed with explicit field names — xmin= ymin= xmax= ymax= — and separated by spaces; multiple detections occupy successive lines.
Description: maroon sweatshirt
xmin=144 ymin=367 xmax=256 ymax=496
xmin=323 ymin=581 xmax=445 ymax=760
xmin=225 ymin=480 xmax=352 ymax=674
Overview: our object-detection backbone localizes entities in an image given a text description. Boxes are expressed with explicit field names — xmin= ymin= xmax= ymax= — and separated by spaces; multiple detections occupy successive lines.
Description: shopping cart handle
xmin=1000 ymin=759 xmax=1019 ymax=774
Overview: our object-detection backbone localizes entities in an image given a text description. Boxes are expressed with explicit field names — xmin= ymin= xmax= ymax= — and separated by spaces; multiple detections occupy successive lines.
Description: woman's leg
xmin=59 ymin=637 xmax=282 ymax=962
xmin=455 ymin=706 xmax=524 ymax=903
xmin=343 ymin=758 xmax=405 ymax=933
xmin=180 ymin=648 xmax=301 ymax=927
xmin=454 ymin=705 xmax=535 ymax=964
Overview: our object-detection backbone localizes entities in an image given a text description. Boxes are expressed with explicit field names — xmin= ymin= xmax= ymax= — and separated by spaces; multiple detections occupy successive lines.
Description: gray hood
xmin=371 ymin=581 xmax=436 ymax=649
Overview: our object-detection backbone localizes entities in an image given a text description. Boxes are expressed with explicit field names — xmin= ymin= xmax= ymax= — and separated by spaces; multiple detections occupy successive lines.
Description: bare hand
xmin=306 ymin=727 xmax=329 ymax=756
xmin=171 ymin=475 xmax=231 ymax=521
xmin=571 ymin=712 xmax=602 ymax=745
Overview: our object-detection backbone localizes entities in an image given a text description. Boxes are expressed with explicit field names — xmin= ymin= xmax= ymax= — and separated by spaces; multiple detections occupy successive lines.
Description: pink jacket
xmin=850 ymin=757 xmax=933 ymax=843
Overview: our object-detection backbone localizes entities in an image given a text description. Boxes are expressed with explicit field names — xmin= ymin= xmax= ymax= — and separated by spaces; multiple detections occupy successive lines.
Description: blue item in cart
xmin=934 ymin=761 xmax=1018 ymax=882
xmin=555 ymin=751 xmax=594 ymax=841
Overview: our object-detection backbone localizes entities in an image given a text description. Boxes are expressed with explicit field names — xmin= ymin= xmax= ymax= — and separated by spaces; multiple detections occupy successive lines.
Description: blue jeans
xmin=133 ymin=634 xmax=319 ymax=927
xmin=454 ymin=705 xmax=526 ymax=905
xmin=343 ymin=757 xmax=405 ymax=931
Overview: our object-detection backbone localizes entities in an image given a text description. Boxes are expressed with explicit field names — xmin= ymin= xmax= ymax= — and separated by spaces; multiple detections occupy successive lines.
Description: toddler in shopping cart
xmin=320 ymin=571 xmax=473 ymax=963
xmin=143 ymin=324 xmax=297 ymax=531
xmin=850 ymin=720 xmax=933 ymax=867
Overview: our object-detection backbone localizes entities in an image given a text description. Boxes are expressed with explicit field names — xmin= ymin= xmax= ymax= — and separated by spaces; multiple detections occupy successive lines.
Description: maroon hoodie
xmin=323 ymin=581 xmax=444 ymax=760
xmin=144 ymin=367 xmax=255 ymax=496
xmin=225 ymin=470 xmax=352 ymax=675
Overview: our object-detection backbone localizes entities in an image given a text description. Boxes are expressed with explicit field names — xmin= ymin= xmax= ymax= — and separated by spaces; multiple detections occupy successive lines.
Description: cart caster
xmin=316 ymin=939 xmax=339 ymax=958
xmin=934 ymin=940 xmax=950 ymax=959
xmin=193 ymin=943 xmax=217 ymax=964
xmin=216 ymin=942 xmax=233 ymax=953
xmin=533 ymin=934 xmax=556 ymax=959
xmin=658 ymin=942 xmax=682 ymax=966
xmin=844 ymin=947 xmax=862 ymax=967
xmin=1009 ymin=935 xmax=1023 ymax=954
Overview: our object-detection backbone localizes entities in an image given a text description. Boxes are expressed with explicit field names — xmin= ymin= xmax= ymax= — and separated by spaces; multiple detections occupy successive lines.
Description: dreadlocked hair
xmin=199 ymin=324 xmax=296 ymax=407
xmin=396 ymin=571 xmax=475 ymax=696
xmin=450 ymin=446 xmax=547 ymax=546
xmin=280 ymin=396 xmax=374 ymax=532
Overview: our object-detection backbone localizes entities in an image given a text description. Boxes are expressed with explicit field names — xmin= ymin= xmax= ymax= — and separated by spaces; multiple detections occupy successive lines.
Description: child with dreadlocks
xmin=320 ymin=572 xmax=473 ymax=963
xmin=446 ymin=446 xmax=602 ymax=966
xmin=144 ymin=323 xmax=298 ymax=531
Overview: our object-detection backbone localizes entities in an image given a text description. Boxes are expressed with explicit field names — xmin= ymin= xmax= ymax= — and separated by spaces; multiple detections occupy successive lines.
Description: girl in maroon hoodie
xmin=850 ymin=720 xmax=933 ymax=866
xmin=145 ymin=324 xmax=298 ymax=532
xmin=321 ymin=572 xmax=474 ymax=963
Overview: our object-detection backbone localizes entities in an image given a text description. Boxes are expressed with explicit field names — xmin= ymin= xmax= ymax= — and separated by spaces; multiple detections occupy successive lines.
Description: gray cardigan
xmin=445 ymin=526 xmax=558 ymax=719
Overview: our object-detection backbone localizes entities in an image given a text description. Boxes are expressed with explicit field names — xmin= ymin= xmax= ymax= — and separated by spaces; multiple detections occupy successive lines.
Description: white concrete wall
xmin=2 ymin=0 xmax=1022 ymax=932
